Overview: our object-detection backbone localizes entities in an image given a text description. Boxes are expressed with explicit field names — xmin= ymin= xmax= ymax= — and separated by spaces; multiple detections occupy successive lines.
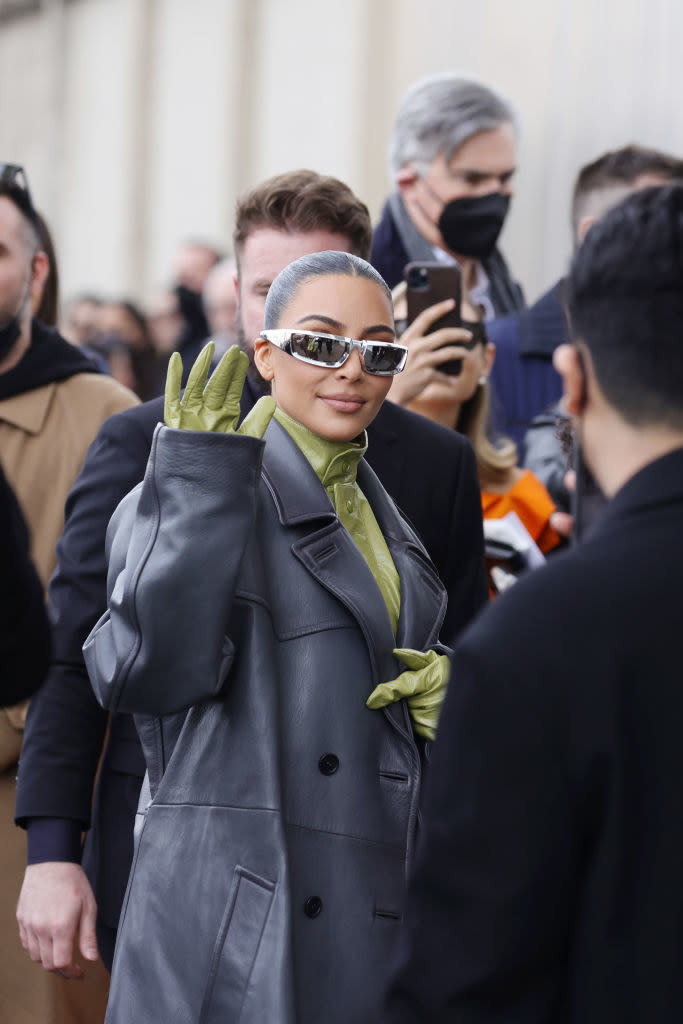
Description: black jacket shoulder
xmin=0 ymin=464 xmax=50 ymax=707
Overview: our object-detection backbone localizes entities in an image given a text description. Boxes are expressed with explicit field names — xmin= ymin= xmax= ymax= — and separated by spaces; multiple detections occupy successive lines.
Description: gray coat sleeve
xmin=83 ymin=424 xmax=265 ymax=716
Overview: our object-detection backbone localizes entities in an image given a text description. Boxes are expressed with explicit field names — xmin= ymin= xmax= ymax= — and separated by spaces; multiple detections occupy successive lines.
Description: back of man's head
xmin=571 ymin=144 xmax=683 ymax=242
xmin=567 ymin=183 xmax=683 ymax=431
xmin=388 ymin=72 xmax=516 ymax=178
xmin=233 ymin=170 xmax=372 ymax=264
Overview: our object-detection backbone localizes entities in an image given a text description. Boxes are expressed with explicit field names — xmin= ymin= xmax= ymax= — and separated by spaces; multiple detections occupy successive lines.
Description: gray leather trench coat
xmin=84 ymin=418 xmax=447 ymax=1023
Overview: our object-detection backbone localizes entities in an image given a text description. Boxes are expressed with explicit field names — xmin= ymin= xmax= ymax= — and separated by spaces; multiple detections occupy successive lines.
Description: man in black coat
xmin=382 ymin=184 xmax=683 ymax=1022
xmin=15 ymin=170 xmax=487 ymax=990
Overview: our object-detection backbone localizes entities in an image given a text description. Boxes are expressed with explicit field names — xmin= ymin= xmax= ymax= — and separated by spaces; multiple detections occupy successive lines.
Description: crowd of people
xmin=60 ymin=243 xmax=238 ymax=402
xmin=1 ymin=70 xmax=682 ymax=1023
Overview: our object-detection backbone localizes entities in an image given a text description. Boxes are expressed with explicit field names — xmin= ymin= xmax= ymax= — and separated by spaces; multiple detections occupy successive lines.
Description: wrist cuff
xmin=26 ymin=817 xmax=83 ymax=865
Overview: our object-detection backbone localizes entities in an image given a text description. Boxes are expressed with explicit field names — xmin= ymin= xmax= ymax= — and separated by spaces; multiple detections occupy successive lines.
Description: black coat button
xmin=304 ymin=896 xmax=323 ymax=918
xmin=318 ymin=753 xmax=339 ymax=775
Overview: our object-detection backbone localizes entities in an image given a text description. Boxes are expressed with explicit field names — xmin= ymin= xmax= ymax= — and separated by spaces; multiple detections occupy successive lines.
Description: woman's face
xmin=254 ymin=274 xmax=396 ymax=442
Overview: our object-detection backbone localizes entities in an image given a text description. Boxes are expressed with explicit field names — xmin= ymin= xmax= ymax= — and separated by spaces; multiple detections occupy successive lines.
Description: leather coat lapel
xmin=291 ymin=527 xmax=397 ymax=686
xmin=262 ymin=421 xmax=445 ymax=744
xmin=261 ymin=419 xmax=336 ymax=526
xmin=261 ymin=421 xmax=397 ymax=685
xmin=358 ymin=460 xmax=447 ymax=651
xmin=290 ymin=520 xmax=414 ymax=744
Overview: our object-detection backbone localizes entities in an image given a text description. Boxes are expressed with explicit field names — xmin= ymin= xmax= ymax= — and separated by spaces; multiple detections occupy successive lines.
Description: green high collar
xmin=273 ymin=408 xmax=367 ymax=489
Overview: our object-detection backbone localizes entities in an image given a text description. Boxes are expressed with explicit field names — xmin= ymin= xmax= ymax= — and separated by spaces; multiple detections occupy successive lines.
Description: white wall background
xmin=1 ymin=0 xmax=682 ymax=307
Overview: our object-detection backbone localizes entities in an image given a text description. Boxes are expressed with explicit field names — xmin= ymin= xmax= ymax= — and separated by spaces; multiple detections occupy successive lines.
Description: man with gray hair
xmin=371 ymin=71 xmax=524 ymax=318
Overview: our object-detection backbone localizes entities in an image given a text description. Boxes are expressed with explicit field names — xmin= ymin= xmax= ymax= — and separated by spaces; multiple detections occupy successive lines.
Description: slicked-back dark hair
xmin=233 ymin=170 xmax=372 ymax=265
xmin=567 ymin=183 xmax=683 ymax=429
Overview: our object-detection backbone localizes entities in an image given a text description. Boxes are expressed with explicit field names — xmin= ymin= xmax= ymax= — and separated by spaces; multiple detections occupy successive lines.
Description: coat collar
xmin=0 ymin=381 xmax=56 ymax=434
xmin=588 ymin=446 xmax=683 ymax=542
xmin=262 ymin=418 xmax=446 ymax=649
xmin=387 ymin=191 xmax=437 ymax=266
xmin=364 ymin=401 xmax=408 ymax=509
xmin=357 ymin=457 xmax=446 ymax=651
xmin=368 ymin=400 xmax=401 ymax=446
xmin=261 ymin=418 xmax=337 ymax=527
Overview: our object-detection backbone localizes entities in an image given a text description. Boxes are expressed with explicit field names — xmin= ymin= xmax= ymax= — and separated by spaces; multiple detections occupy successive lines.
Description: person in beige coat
xmin=0 ymin=165 xmax=138 ymax=1024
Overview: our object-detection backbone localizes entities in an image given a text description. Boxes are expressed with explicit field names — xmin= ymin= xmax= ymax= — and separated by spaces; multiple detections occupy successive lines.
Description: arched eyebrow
xmin=295 ymin=314 xmax=342 ymax=329
xmin=363 ymin=324 xmax=396 ymax=338
xmin=295 ymin=313 xmax=395 ymax=338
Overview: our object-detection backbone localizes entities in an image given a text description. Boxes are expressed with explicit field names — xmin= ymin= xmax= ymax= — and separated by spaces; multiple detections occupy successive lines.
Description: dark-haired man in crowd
xmin=371 ymin=71 xmax=524 ymax=318
xmin=0 ymin=164 xmax=138 ymax=1024
xmin=489 ymin=143 xmax=683 ymax=451
xmin=383 ymin=183 xmax=683 ymax=1023
xmin=15 ymin=169 xmax=487 ymax=1019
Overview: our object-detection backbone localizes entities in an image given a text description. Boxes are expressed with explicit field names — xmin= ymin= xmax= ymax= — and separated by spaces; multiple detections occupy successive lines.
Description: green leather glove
xmin=366 ymin=648 xmax=450 ymax=741
xmin=164 ymin=342 xmax=275 ymax=438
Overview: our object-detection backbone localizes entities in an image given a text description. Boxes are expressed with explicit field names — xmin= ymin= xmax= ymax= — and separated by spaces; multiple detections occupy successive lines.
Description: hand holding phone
xmin=404 ymin=262 xmax=463 ymax=375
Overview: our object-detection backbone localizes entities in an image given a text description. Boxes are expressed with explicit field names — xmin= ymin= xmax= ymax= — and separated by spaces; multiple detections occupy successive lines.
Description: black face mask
xmin=437 ymin=191 xmax=510 ymax=261
xmin=0 ymin=316 xmax=21 ymax=360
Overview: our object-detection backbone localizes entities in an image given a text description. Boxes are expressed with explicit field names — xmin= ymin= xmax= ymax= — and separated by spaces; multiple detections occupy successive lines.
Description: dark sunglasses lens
xmin=363 ymin=344 xmax=406 ymax=375
xmin=289 ymin=333 xmax=349 ymax=365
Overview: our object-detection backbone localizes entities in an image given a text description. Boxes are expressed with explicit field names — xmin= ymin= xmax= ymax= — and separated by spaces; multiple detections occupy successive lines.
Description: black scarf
xmin=0 ymin=320 xmax=100 ymax=402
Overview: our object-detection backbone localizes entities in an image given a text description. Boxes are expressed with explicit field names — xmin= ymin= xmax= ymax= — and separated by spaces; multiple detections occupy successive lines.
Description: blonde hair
xmin=451 ymin=287 xmax=517 ymax=479
xmin=456 ymin=379 xmax=517 ymax=483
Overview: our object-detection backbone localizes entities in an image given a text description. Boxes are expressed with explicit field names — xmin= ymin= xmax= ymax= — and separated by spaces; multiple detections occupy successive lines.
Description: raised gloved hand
xmin=164 ymin=342 xmax=275 ymax=438
xmin=366 ymin=648 xmax=450 ymax=741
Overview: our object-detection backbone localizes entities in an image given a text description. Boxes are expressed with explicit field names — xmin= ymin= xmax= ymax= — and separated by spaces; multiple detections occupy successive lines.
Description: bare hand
xmin=389 ymin=299 xmax=475 ymax=405
xmin=17 ymin=862 xmax=99 ymax=978
xmin=550 ymin=510 xmax=574 ymax=539
xmin=548 ymin=469 xmax=576 ymax=539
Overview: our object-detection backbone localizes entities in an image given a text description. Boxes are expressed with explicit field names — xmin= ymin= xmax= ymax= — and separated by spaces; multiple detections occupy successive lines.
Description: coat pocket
xmin=199 ymin=865 xmax=276 ymax=1023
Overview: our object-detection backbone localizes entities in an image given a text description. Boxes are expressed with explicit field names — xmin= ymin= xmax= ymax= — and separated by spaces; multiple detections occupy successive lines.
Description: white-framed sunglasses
xmin=260 ymin=328 xmax=408 ymax=376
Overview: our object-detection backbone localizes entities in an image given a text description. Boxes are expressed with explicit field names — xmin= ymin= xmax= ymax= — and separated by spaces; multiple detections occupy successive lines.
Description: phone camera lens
xmin=406 ymin=266 xmax=429 ymax=290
